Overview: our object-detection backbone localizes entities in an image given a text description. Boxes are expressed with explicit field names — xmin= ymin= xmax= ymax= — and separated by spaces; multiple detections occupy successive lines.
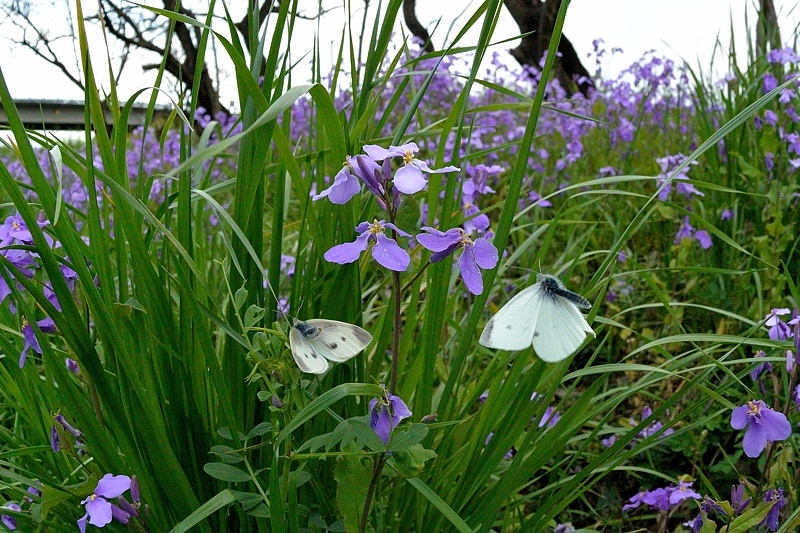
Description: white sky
xmin=0 ymin=1 xmax=799 ymax=108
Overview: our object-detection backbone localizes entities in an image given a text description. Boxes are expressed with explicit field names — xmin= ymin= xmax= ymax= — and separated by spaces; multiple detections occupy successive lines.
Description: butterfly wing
xmin=303 ymin=319 xmax=373 ymax=362
xmin=289 ymin=325 xmax=330 ymax=374
xmin=479 ymin=285 xmax=542 ymax=351
xmin=532 ymin=295 xmax=594 ymax=362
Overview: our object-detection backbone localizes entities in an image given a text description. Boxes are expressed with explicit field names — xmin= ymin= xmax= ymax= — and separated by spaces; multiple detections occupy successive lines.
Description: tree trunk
xmin=402 ymin=0 xmax=434 ymax=53
xmin=756 ymin=0 xmax=781 ymax=54
xmin=504 ymin=0 xmax=594 ymax=97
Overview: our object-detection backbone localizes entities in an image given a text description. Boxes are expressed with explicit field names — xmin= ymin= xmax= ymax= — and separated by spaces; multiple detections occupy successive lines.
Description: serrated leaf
xmin=388 ymin=423 xmax=428 ymax=452
xmin=203 ymin=462 xmax=252 ymax=483
xmin=246 ymin=421 xmax=273 ymax=440
xmin=335 ymin=446 xmax=372 ymax=533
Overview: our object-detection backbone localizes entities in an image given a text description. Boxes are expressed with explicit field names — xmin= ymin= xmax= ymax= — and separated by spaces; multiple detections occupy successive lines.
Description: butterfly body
xmin=289 ymin=319 xmax=372 ymax=374
xmin=479 ymin=274 xmax=594 ymax=362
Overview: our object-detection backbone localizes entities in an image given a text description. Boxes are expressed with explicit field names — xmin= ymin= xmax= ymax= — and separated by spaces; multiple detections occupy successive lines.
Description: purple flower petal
xmin=95 ymin=473 xmax=131 ymax=499
xmin=472 ymin=238 xmax=498 ymax=269
xmin=372 ymin=233 xmax=410 ymax=271
xmin=742 ymin=423 xmax=769 ymax=458
xmin=312 ymin=167 xmax=361 ymax=204
xmin=86 ymin=497 xmax=114 ymax=527
xmin=323 ymin=232 xmax=370 ymax=264
xmin=458 ymin=246 xmax=484 ymax=295
xmin=760 ymin=407 xmax=792 ymax=441
xmin=730 ymin=405 xmax=748 ymax=429
xmin=394 ymin=165 xmax=428 ymax=194
xmin=694 ymin=230 xmax=713 ymax=249
xmin=383 ymin=222 xmax=411 ymax=238
xmin=416 ymin=227 xmax=462 ymax=252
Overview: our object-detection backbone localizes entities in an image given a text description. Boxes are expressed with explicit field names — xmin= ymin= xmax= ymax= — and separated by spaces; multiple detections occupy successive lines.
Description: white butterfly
xmin=289 ymin=319 xmax=373 ymax=374
xmin=479 ymin=274 xmax=595 ymax=362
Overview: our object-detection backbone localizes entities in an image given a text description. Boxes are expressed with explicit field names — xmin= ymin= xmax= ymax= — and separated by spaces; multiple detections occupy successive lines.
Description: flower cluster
xmin=623 ymin=480 xmax=701 ymax=512
xmin=78 ymin=474 xmax=144 ymax=532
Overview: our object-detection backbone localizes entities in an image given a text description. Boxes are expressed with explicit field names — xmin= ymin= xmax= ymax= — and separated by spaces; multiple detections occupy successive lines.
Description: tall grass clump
xmin=1 ymin=0 xmax=799 ymax=532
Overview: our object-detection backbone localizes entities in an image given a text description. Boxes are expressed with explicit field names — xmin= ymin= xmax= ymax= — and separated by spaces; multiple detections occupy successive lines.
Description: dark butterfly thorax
xmin=536 ymin=275 xmax=591 ymax=309
xmin=294 ymin=321 xmax=321 ymax=339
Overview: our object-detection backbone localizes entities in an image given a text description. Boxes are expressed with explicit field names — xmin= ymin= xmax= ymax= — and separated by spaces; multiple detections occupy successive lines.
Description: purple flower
xmin=694 ymin=230 xmax=712 ymax=249
xmin=363 ymin=142 xmax=459 ymax=194
xmin=0 ymin=214 xmax=34 ymax=245
xmin=766 ymin=308 xmax=791 ymax=340
xmin=51 ymin=425 xmax=59 ymax=452
xmin=601 ymin=435 xmax=617 ymax=447
xmin=623 ymin=483 xmax=701 ymax=513
xmin=669 ymin=481 xmax=702 ymax=505
xmin=553 ymin=522 xmax=575 ymax=533
xmin=324 ymin=220 xmax=410 ymax=271
xmin=674 ymin=216 xmax=694 ymax=243
xmin=731 ymin=482 xmax=751 ymax=514
xmin=416 ymin=227 xmax=498 ymax=295
xmin=312 ymin=159 xmax=364 ymax=204
xmin=750 ymin=349 xmax=773 ymax=381
xmin=66 ymin=358 xmax=81 ymax=375
xmin=19 ymin=316 xmax=42 ymax=368
xmin=55 ymin=413 xmax=82 ymax=438
xmin=721 ymin=208 xmax=734 ymax=220
xmin=730 ymin=400 xmax=791 ymax=458
xmin=369 ymin=392 xmax=412 ymax=444
xmin=77 ymin=474 xmax=132 ymax=533
xmin=536 ymin=405 xmax=560 ymax=428
xmin=761 ymin=488 xmax=785 ymax=531
xmin=1 ymin=503 xmax=20 ymax=530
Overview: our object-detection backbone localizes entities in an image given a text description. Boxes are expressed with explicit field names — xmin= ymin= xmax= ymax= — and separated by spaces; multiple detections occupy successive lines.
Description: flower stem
xmin=389 ymin=270 xmax=402 ymax=394
xmin=359 ymin=454 xmax=388 ymax=533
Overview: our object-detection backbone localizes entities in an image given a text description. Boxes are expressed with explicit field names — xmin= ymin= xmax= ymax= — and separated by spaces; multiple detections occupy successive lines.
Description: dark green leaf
xmin=203 ymin=462 xmax=252 ymax=483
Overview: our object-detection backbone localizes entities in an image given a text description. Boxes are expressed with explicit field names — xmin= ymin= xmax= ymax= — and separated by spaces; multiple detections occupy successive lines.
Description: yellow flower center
xmin=459 ymin=229 xmax=472 ymax=247
xmin=746 ymin=400 xmax=761 ymax=416
xmin=11 ymin=220 xmax=21 ymax=231
xmin=21 ymin=316 xmax=29 ymax=330
xmin=368 ymin=219 xmax=384 ymax=235
xmin=402 ymin=150 xmax=415 ymax=165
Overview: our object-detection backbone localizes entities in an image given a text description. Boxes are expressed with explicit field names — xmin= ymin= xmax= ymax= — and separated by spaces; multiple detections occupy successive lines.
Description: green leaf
xmin=209 ymin=445 xmax=243 ymax=464
xmin=169 ymin=490 xmax=237 ymax=533
xmin=245 ymin=421 xmax=273 ymax=440
xmin=405 ymin=477 xmax=472 ymax=533
xmin=244 ymin=304 xmax=265 ymax=328
xmin=388 ymin=443 xmax=437 ymax=478
xmin=203 ymin=462 xmax=252 ymax=483
xmin=234 ymin=287 xmax=248 ymax=311
xmin=335 ymin=451 xmax=372 ymax=533
xmin=388 ymin=423 xmax=429 ymax=452
xmin=724 ymin=501 xmax=775 ymax=533
xmin=395 ymin=196 xmax=421 ymax=234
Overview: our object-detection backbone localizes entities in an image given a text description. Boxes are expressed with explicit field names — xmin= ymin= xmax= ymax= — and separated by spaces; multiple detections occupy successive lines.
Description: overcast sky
xmin=1 ymin=0 xmax=799 ymax=107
